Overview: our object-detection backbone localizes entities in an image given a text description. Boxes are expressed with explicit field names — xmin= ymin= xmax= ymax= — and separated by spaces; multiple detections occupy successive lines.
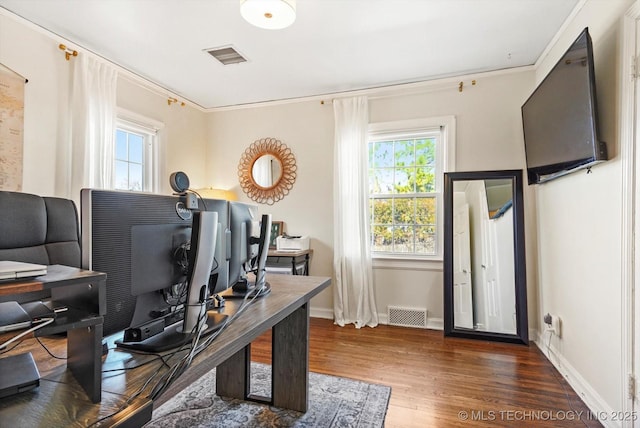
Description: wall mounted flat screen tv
xmin=521 ymin=27 xmax=607 ymax=185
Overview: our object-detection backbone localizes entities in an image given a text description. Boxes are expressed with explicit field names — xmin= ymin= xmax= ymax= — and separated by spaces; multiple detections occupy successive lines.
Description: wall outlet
xmin=544 ymin=313 xmax=562 ymax=338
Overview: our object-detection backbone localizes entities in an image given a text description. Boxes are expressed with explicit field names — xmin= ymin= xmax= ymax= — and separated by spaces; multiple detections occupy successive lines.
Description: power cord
xmin=0 ymin=336 xmax=27 ymax=355
xmin=188 ymin=189 xmax=207 ymax=211
xmin=150 ymin=280 xmax=267 ymax=401
xmin=88 ymin=341 xmax=194 ymax=427
xmin=0 ymin=317 xmax=55 ymax=351
xmin=102 ymin=353 xmax=171 ymax=374
xmin=86 ymin=367 xmax=163 ymax=428
xmin=544 ymin=329 xmax=589 ymax=428
xmin=149 ymin=302 xmax=209 ymax=399
xmin=92 ymin=273 xmax=268 ymax=425
xmin=35 ymin=336 xmax=66 ymax=360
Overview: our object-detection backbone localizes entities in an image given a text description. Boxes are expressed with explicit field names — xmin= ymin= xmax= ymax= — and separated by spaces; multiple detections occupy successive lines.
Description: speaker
xmin=169 ymin=171 xmax=190 ymax=193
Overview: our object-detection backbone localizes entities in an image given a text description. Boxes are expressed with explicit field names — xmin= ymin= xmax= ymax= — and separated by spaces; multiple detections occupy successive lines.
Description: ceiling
xmin=0 ymin=0 xmax=580 ymax=110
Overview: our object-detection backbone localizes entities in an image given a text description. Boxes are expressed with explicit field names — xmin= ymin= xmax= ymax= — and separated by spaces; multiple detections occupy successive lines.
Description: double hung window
xmin=368 ymin=117 xmax=454 ymax=259
xmin=113 ymin=110 xmax=162 ymax=192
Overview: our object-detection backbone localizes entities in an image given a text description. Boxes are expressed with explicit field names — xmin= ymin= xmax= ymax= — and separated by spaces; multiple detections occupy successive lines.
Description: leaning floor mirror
xmin=443 ymin=170 xmax=528 ymax=344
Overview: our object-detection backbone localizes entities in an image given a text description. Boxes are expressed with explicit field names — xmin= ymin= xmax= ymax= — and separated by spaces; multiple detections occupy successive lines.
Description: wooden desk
xmin=0 ymin=265 xmax=106 ymax=403
xmin=267 ymin=249 xmax=313 ymax=275
xmin=0 ymin=274 xmax=330 ymax=427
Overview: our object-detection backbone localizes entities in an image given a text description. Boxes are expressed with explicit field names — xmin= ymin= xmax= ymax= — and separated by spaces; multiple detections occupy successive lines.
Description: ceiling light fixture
xmin=240 ymin=0 xmax=296 ymax=30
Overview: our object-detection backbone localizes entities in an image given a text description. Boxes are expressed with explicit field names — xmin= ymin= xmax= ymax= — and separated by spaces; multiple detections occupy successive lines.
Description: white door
xmin=486 ymin=213 xmax=516 ymax=334
xmin=453 ymin=203 xmax=473 ymax=329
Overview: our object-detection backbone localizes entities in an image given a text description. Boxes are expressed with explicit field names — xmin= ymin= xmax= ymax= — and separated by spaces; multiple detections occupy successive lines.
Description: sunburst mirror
xmin=238 ymin=137 xmax=297 ymax=205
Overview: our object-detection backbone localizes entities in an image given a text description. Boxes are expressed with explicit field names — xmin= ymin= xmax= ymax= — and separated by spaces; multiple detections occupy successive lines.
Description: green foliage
xmin=368 ymin=136 xmax=438 ymax=254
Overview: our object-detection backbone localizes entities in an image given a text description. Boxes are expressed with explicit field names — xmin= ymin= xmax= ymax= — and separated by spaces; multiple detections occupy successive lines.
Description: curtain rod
xmin=319 ymin=79 xmax=479 ymax=105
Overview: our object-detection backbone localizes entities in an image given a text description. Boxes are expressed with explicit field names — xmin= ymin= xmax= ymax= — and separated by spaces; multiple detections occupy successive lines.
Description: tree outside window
xmin=369 ymin=131 xmax=440 ymax=256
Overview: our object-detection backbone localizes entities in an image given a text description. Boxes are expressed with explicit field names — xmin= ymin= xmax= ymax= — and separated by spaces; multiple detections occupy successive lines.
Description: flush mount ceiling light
xmin=240 ymin=0 xmax=296 ymax=30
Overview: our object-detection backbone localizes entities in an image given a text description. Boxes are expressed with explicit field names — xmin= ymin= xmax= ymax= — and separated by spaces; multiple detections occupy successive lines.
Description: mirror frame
xmin=443 ymin=169 xmax=528 ymax=344
xmin=237 ymin=137 xmax=297 ymax=205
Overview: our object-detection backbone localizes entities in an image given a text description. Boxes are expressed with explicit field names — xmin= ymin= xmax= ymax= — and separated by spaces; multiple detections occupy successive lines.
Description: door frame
xmin=621 ymin=2 xmax=640 ymax=424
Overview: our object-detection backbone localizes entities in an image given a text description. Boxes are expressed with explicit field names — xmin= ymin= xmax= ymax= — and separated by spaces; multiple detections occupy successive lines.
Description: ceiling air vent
xmin=206 ymin=46 xmax=247 ymax=65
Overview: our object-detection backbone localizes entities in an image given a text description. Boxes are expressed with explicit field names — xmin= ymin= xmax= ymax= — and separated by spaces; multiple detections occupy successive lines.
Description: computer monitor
xmin=226 ymin=201 xmax=272 ymax=298
xmin=80 ymin=189 xmax=230 ymax=351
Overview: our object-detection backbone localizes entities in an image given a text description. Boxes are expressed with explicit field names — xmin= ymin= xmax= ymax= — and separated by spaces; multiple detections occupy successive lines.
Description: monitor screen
xmin=228 ymin=201 xmax=260 ymax=288
xmin=81 ymin=189 xmax=229 ymax=337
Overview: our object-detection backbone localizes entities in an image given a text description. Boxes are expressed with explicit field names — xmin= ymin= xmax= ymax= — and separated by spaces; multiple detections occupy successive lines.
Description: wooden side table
xmin=266 ymin=249 xmax=313 ymax=275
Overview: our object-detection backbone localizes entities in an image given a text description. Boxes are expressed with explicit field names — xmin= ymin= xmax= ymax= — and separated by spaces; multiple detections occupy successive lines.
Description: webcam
xmin=169 ymin=171 xmax=190 ymax=194
xmin=169 ymin=171 xmax=198 ymax=209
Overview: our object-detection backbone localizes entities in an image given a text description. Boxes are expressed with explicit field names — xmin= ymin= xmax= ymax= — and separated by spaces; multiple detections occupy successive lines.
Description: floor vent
xmin=387 ymin=306 xmax=428 ymax=329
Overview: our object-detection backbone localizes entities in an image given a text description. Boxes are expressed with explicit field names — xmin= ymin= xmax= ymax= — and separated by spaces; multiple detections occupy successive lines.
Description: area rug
xmin=144 ymin=362 xmax=391 ymax=428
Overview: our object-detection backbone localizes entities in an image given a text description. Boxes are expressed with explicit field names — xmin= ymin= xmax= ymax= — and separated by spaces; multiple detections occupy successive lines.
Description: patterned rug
xmin=145 ymin=362 xmax=391 ymax=428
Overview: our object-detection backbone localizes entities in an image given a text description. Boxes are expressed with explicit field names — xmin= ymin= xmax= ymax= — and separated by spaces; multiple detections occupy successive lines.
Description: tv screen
xmin=521 ymin=27 xmax=607 ymax=185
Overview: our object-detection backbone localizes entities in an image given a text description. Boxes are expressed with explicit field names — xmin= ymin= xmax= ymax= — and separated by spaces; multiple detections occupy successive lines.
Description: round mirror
xmin=238 ymin=137 xmax=296 ymax=205
xmin=251 ymin=154 xmax=283 ymax=189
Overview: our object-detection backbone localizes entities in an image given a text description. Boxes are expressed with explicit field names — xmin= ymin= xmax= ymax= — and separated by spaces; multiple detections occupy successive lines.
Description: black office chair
xmin=0 ymin=191 xmax=81 ymax=302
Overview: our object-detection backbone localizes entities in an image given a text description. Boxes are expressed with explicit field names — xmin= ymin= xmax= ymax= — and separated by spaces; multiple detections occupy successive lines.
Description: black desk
xmin=0 ymin=274 xmax=330 ymax=427
xmin=0 ymin=265 xmax=106 ymax=403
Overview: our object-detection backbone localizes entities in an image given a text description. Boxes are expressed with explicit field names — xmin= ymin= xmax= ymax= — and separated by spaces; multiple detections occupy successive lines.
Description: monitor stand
xmin=116 ymin=312 xmax=228 ymax=353
xmin=220 ymin=280 xmax=271 ymax=299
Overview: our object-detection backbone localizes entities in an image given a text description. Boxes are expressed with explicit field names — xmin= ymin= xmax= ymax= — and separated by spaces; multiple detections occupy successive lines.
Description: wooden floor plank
xmin=2 ymin=316 xmax=604 ymax=427
xmin=251 ymin=317 xmax=603 ymax=427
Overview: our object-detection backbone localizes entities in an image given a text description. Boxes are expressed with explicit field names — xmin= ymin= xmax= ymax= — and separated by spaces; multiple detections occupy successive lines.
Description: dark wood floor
xmin=251 ymin=317 xmax=602 ymax=428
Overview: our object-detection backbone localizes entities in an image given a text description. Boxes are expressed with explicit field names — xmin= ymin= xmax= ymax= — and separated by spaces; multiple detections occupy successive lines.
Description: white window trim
xmin=372 ymin=257 xmax=443 ymax=271
xmin=116 ymin=108 xmax=165 ymax=193
xmin=368 ymin=116 xmax=456 ymax=262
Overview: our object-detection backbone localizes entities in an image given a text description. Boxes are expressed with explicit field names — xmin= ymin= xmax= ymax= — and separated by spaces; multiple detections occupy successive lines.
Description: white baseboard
xmin=529 ymin=328 xmax=538 ymax=342
xmin=426 ymin=317 xmax=444 ymax=330
xmin=310 ymin=307 xmax=334 ymax=320
xmin=533 ymin=332 xmax=619 ymax=428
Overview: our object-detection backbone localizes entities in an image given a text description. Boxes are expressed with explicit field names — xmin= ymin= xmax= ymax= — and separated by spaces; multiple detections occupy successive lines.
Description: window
xmin=113 ymin=109 xmax=163 ymax=193
xmin=114 ymin=128 xmax=146 ymax=191
xmin=368 ymin=117 xmax=455 ymax=259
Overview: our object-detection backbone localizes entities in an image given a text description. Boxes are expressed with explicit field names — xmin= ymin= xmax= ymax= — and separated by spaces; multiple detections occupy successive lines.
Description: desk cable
xmin=149 ymin=282 xmax=266 ymax=401
xmin=0 ymin=317 xmax=55 ymax=352
xmin=87 ymin=282 xmax=268 ymax=426
xmin=86 ymin=342 xmax=192 ymax=428
xmin=149 ymin=301 xmax=217 ymax=400
xmin=87 ymin=367 xmax=164 ymax=428
xmin=152 ymin=301 xmax=210 ymax=397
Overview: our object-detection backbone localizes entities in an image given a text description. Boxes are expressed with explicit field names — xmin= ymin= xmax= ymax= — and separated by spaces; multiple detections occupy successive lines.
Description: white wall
xmin=207 ymin=102 xmax=336 ymax=311
xmin=207 ymin=69 xmax=535 ymax=323
xmin=116 ymin=79 xmax=209 ymax=195
xmin=533 ymin=0 xmax=634 ymax=416
xmin=0 ymin=11 xmax=209 ymax=198
xmin=0 ymin=11 xmax=69 ymax=197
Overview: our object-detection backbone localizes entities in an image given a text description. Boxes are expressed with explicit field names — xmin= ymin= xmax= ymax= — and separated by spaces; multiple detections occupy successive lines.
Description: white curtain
xmin=59 ymin=55 xmax=117 ymax=201
xmin=333 ymin=96 xmax=378 ymax=328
